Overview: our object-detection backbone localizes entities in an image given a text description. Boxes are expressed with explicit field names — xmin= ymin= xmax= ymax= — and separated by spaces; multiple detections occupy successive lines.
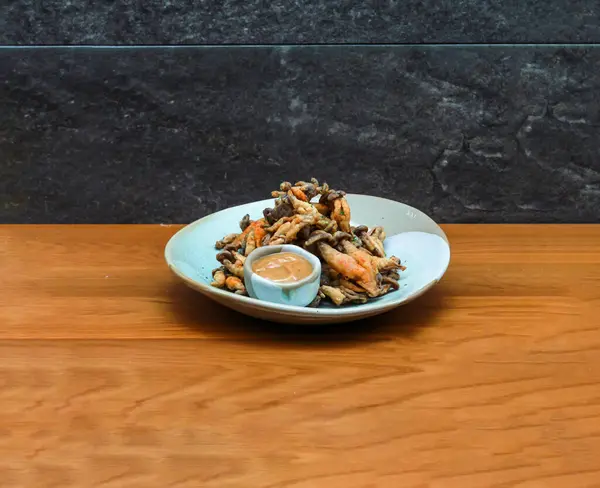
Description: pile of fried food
xmin=210 ymin=178 xmax=405 ymax=307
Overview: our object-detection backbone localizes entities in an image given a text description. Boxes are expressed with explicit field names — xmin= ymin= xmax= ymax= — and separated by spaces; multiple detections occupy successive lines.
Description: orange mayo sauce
xmin=252 ymin=252 xmax=313 ymax=283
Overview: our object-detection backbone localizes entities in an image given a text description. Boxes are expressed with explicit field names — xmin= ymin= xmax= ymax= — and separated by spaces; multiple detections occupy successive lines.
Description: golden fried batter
xmin=211 ymin=178 xmax=404 ymax=306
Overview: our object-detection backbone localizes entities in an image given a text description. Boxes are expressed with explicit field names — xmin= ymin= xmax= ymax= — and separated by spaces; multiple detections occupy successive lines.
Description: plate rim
xmin=164 ymin=194 xmax=451 ymax=317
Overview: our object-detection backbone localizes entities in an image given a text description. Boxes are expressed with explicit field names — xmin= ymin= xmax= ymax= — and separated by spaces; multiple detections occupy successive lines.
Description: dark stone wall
xmin=2 ymin=46 xmax=598 ymax=223
xmin=1 ymin=1 xmax=599 ymax=44
xmin=0 ymin=3 xmax=598 ymax=223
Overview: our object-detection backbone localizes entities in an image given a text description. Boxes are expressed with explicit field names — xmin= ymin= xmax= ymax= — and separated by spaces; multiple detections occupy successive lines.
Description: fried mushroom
xmin=353 ymin=225 xmax=385 ymax=257
xmin=339 ymin=286 xmax=368 ymax=304
xmin=304 ymin=230 xmax=352 ymax=249
xmin=239 ymin=214 xmax=251 ymax=231
xmin=215 ymin=233 xmax=238 ymax=250
xmin=304 ymin=230 xmax=335 ymax=248
xmin=210 ymin=267 xmax=227 ymax=288
xmin=320 ymin=285 xmax=347 ymax=306
xmin=263 ymin=195 xmax=294 ymax=225
xmin=225 ymin=276 xmax=246 ymax=295
xmin=216 ymin=250 xmax=244 ymax=278
xmin=381 ymin=275 xmax=400 ymax=290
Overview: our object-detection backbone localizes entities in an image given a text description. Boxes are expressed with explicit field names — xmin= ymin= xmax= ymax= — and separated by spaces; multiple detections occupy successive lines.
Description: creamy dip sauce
xmin=252 ymin=252 xmax=313 ymax=283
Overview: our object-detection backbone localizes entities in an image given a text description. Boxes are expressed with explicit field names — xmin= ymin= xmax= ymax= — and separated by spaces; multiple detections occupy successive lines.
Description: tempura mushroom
xmin=339 ymin=278 xmax=366 ymax=294
xmin=316 ymin=241 xmax=379 ymax=296
xmin=239 ymin=214 xmax=251 ymax=231
xmin=225 ymin=276 xmax=247 ymax=295
xmin=216 ymin=250 xmax=244 ymax=278
xmin=215 ymin=233 xmax=239 ymax=250
xmin=320 ymin=285 xmax=347 ymax=306
xmin=210 ymin=267 xmax=227 ymax=288
xmin=353 ymin=225 xmax=385 ymax=257
xmin=304 ymin=230 xmax=352 ymax=249
xmin=339 ymin=287 xmax=368 ymax=304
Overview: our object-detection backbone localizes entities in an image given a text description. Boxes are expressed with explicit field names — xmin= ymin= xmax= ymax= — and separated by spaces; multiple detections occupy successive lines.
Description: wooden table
xmin=1 ymin=225 xmax=599 ymax=487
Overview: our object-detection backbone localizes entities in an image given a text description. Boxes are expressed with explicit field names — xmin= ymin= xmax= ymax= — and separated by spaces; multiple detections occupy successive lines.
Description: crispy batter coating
xmin=211 ymin=178 xmax=404 ymax=306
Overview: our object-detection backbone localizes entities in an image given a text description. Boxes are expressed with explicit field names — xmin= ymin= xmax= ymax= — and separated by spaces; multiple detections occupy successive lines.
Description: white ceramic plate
xmin=165 ymin=194 xmax=450 ymax=324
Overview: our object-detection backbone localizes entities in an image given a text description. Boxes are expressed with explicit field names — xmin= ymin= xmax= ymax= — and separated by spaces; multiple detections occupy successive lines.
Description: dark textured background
xmin=2 ymin=46 xmax=599 ymax=223
xmin=1 ymin=1 xmax=599 ymax=44
xmin=1 ymin=3 xmax=599 ymax=223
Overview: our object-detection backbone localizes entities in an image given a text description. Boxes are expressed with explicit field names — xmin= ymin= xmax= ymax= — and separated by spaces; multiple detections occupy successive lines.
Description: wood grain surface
xmin=1 ymin=224 xmax=599 ymax=487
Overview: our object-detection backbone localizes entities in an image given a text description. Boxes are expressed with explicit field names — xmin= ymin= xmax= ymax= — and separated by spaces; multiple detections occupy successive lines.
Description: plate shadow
xmin=167 ymin=281 xmax=448 ymax=350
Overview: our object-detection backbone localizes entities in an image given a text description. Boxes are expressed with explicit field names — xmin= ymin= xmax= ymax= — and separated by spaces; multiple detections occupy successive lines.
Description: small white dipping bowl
xmin=243 ymin=244 xmax=321 ymax=307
